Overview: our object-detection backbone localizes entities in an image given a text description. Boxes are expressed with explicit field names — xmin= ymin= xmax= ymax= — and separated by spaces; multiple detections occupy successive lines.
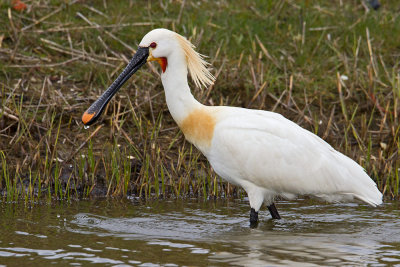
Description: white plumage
xmin=85 ymin=28 xmax=382 ymax=224
xmin=140 ymin=29 xmax=382 ymax=220
xmin=207 ymin=106 xmax=382 ymax=211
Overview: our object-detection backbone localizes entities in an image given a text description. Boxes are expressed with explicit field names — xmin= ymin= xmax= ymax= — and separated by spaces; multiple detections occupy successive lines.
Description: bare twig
xmin=249 ymin=81 xmax=267 ymax=105
xmin=28 ymin=22 xmax=154 ymax=33
xmin=40 ymin=38 xmax=118 ymax=66
xmin=0 ymin=108 xmax=19 ymax=121
xmin=21 ymin=5 xmax=64 ymax=31
xmin=7 ymin=56 xmax=84 ymax=68
xmin=67 ymin=125 xmax=104 ymax=162
xmin=176 ymin=0 xmax=186 ymax=24
xmin=83 ymin=4 xmax=108 ymax=18
xmin=76 ymin=12 xmax=135 ymax=53
xmin=366 ymin=28 xmax=378 ymax=77
xmin=255 ymin=35 xmax=281 ymax=69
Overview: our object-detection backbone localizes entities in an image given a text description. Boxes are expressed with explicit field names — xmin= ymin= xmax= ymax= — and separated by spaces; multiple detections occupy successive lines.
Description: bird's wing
xmin=208 ymin=107 xmax=381 ymax=205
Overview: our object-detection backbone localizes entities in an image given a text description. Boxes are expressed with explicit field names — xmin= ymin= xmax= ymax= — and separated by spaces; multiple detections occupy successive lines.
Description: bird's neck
xmin=160 ymin=54 xmax=203 ymax=125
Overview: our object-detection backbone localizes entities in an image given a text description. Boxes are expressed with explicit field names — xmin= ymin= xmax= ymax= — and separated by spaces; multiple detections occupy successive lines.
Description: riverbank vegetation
xmin=0 ymin=0 xmax=399 ymax=201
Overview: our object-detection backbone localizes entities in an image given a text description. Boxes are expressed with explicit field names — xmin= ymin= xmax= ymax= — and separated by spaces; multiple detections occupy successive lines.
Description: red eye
xmin=150 ymin=42 xmax=157 ymax=48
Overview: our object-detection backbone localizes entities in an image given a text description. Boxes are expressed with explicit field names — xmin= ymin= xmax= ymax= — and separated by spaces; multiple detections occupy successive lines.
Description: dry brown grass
xmin=0 ymin=0 xmax=399 ymax=201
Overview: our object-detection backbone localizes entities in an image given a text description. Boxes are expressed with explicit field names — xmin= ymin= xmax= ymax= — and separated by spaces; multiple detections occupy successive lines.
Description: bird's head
xmin=139 ymin=29 xmax=177 ymax=72
xmin=82 ymin=28 xmax=214 ymax=126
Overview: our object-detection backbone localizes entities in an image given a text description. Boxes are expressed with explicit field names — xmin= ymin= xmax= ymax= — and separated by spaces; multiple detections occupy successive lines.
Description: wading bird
xmin=82 ymin=29 xmax=382 ymax=227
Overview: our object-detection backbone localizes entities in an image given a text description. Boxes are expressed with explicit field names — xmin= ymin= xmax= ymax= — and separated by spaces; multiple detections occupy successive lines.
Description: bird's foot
xmin=250 ymin=208 xmax=258 ymax=228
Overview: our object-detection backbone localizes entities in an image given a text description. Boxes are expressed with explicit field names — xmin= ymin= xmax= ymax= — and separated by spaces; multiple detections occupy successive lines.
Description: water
xmin=0 ymin=198 xmax=399 ymax=266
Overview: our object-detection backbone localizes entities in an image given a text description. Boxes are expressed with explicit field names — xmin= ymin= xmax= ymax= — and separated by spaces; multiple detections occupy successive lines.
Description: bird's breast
xmin=179 ymin=108 xmax=216 ymax=151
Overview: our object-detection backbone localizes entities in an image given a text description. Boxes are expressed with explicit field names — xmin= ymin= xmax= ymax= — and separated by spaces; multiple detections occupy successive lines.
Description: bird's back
xmin=205 ymin=106 xmax=382 ymax=206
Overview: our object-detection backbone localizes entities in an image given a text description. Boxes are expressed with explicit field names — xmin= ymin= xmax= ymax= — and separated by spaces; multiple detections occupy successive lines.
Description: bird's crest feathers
xmin=175 ymin=33 xmax=215 ymax=88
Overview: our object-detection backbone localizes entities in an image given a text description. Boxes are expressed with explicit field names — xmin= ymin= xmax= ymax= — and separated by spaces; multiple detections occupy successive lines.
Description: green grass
xmin=0 ymin=0 xmax=399 ymax=201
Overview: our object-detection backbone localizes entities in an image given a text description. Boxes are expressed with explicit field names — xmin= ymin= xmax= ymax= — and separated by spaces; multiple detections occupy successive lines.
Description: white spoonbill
xmin=82 ymin=29 xmax=383 ymax=226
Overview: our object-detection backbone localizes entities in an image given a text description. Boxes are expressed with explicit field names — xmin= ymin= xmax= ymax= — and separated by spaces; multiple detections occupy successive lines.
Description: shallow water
xmin=0 ymin=198 xmax=399 ymax=266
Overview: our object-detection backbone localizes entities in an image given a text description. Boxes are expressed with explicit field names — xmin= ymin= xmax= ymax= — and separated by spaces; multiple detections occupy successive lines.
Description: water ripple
xmin=0 ymin=199 xmax=399 ymax=266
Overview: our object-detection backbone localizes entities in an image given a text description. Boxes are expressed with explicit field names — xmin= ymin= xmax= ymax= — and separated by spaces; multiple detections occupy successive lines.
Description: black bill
xmin=82 ymin=47 xmax=149 ymax=125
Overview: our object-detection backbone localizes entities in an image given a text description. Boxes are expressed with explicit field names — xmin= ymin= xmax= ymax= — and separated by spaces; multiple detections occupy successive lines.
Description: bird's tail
xmin=353 ymin=183 xmax=383 ymax=207
xmin=334 ymin=151 xmax=383 ymax=207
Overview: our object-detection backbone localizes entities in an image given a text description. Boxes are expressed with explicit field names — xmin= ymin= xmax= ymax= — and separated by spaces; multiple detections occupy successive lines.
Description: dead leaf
xmin=12 ymin=0 xmax=27 ymax=11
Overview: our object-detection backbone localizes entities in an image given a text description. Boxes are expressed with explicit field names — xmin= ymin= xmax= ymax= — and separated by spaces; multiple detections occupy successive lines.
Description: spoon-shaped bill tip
xmin=82 ymin=111 xmax=95 ymax=125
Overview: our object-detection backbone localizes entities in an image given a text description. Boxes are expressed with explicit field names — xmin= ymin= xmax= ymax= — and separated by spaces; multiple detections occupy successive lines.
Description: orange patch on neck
xmin=180 ymin=109 xmax=216 ymax=148
xmin=156 ymin=57 xmax=168 ymax=72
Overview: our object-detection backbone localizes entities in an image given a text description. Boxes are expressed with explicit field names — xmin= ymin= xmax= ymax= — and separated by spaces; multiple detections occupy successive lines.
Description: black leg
xmin=267 ymin=203 xmax=281 ymax=219
xmin=249 ymin=208 xmax=258 ymax=228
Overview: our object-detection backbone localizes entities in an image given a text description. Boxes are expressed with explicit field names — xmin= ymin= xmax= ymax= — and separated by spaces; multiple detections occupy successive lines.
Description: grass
xmin=0 ymin=0 xmax=399 ymax=201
